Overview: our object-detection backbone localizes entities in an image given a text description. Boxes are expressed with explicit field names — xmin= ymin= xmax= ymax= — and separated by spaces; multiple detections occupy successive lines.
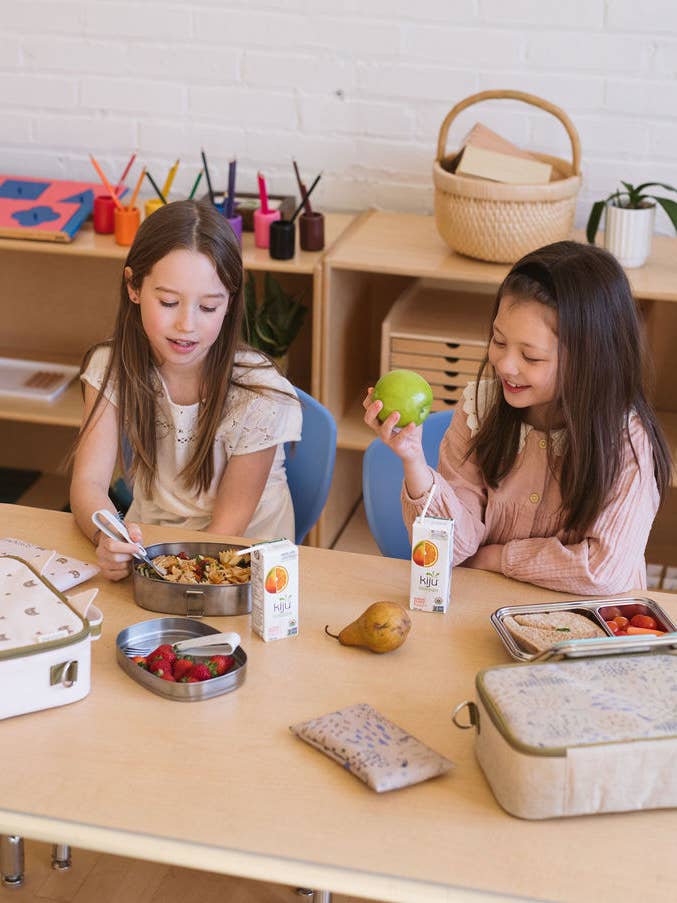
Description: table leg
xmin=51 ymin=844 xmax=72 ymax=870
xmin=0 ymin=835 xmax=24 ymax=887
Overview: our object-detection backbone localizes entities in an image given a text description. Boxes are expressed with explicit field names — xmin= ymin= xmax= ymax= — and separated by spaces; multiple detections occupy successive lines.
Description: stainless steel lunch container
xmin=116 ymin=617 xmax=247 ymax=701
xmin=132 ymin=542 xmax=251 ymax=617
xmin=491 ymin=596 xmax=677 ymax=661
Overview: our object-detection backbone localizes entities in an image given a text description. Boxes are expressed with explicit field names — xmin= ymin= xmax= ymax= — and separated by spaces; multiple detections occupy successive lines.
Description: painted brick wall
xmin=1 ymin=0 xmax=676 ymax=232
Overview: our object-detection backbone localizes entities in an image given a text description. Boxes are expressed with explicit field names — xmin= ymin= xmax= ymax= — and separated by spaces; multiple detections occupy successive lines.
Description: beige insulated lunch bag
xmin=452 ymin=635 xmax=677 ymax=819
xmin=0 ymin=555 xmax=102 ymax=720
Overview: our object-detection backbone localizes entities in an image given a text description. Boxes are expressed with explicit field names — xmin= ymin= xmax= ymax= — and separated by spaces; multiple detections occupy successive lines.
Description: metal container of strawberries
xmin=132 ymin=541 xmax=251 ymax=617
xmin=116 ymin=617 xmax=247 ymax=701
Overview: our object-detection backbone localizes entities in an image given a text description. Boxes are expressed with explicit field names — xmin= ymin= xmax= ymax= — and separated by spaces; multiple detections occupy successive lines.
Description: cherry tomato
xmin=601 ymin=607 xmax=621 ymax=621
xmin=630 ymin=614 xmax=658 ymax=629
xmin=606 ymin=620 xmax=620 ymax=635
xmin=613 ymin=616 xmax=629 ymax=629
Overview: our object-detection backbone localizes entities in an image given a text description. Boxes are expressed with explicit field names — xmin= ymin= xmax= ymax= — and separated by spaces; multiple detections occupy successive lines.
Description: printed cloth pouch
xmin=0 ymin=537 xmax=99 ymax=591
xmin=290 ymin=702 xmax=453 ymax=792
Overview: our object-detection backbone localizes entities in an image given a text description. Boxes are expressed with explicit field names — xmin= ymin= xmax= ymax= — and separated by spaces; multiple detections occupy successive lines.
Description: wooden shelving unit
xmin=0 ymin=212 xmax=354 ymax=510
xmin=318 ymin=209 xmax=677 ymax=550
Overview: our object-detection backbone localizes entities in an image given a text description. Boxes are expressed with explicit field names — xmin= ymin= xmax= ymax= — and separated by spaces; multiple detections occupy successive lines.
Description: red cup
xmin=93 ymin=194 xmax=116 ymax=234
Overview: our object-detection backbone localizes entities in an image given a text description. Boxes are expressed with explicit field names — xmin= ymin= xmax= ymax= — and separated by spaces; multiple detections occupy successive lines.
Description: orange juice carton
xmin=251 ymin=540 xmax=299 ymax=642
xmin=409 ymin=515 xmax=454 ymax=613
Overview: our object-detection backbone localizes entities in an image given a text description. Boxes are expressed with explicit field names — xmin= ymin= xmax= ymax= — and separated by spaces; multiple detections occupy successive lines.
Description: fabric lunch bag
xmin=0 ymin=555 xmax=103 ymax=720
xmin=452 ymin=634 xmax=677 ymax=819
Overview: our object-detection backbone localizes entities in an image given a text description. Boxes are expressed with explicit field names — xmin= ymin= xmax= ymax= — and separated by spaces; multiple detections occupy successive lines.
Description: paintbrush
xmin=292 ymin=159 xmax=313 ymax=214
xmin=201 ymin=148 xmax=215 ymax=205
xmin=162 ymin=158 xmax=179 ymax=199
xmin=188 ymin=170 xmax=203 ymax=200
xmin=114 ymin=151 xmax=136 ymax=196
xmin=89 ymin=154 xmax=124 ymax=211
xmin=127 ymin=167 xmax=146 ymax=211
xmin=145 ymin=171 xmax=168 ymax=204
xmin=289 ymin=172 xmax=322 ymax=223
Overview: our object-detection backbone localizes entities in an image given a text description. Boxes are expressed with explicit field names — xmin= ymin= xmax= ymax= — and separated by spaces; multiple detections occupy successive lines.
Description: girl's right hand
xmin=94 ymin=521 xmax=144 ymax=582
xmin=363 ymin=388 xmax=425 ymax=464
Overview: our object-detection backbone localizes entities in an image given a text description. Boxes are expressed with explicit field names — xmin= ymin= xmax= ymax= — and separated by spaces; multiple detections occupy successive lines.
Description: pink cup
xmin=254 ymin=208 xmax=281 ymax=249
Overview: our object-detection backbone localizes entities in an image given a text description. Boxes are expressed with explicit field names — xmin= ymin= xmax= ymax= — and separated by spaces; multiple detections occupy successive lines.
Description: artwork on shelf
xmin=0 ymin=175 xmax=126 ymax=243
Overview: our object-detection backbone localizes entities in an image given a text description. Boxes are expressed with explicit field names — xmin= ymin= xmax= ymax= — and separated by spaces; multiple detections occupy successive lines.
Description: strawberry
xmin=131 ymin=655 xmax=148 ymax=669
xmin=159 ymin=672 xmax=176 ymax=681
xmin=172 ymin=657 xmax=194 ymax=681
xmin=182 ymin=676 xmax=200 ymax=683
xmin=206 ymin=654 xmax=235 ymax=677
xmin=147 ymin=644 xmax=177 ymax=665
xmin=188 ymin=663 xmax=213 ymax=682
xmin=149 ymin=658 xmax=173 ymax=679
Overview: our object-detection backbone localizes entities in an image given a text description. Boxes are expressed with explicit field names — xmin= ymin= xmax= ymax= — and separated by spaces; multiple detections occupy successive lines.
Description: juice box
xmin=251 ymin=540 xmax=299 ymax=641
xmin=409 ymin=515 xmax=454 ymax=613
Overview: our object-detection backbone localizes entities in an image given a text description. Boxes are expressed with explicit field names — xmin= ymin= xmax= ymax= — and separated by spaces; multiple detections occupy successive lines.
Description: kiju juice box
xmin=409 ymin=515 xmax=454 ymax=613
xmin=251 ymin=540 xmax=299 ymax=642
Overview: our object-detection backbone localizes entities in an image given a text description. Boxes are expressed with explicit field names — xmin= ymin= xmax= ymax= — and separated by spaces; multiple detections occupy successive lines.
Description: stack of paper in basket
xmin=448 ymin=123 xmax=553 ymax=185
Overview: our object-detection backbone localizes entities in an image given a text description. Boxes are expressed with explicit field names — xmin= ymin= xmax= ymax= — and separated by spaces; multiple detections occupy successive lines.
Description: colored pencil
xmin=89 ymin=154 xmax=124 ymax=211
xmin=257 ymin=171 xmax=269 ymax=215
xmin=225 ymin=158 xmax=237 ymax=218
xmin=292 ymin=159 xmax=312 ymax=214
xmin=128 ymin=167 xmax=146 ymax=211
xmin=114 ymin=151 xmax=136 ymax=196
xmin=188 ymin=170 xmax=203 ymax=200
xmin=145 ymin=171 xmax=168 ymax=204
xmin=290 ymin=171 xmax=322 ymax=223
xmin=161 ymin=158 xmax=179 ymax=199
xmin=201 ymin=149 xmax=215 ymax=205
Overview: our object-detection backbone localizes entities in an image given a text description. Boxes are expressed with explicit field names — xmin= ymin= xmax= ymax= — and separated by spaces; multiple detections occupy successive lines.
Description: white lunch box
xmin=452 ymin=633 xmax=677 ymax=819
xmin=0 ymin=555 xmax=103 ymax=720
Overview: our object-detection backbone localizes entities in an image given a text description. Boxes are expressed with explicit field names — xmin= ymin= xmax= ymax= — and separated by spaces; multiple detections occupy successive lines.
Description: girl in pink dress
xmin=364 ymin=241 xmax=672 ymax=594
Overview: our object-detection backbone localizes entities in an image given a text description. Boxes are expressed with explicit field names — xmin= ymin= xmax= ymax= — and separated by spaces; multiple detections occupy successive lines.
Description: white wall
xmin=1 ymin=0 xmax=676 ymax=233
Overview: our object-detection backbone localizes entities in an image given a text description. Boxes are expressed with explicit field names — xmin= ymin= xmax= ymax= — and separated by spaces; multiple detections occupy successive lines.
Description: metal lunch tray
xmin=116 ymin=617 xmax=247 ymax=701
xmin=132 ymin=542 xmax=251 ymax=617
xmin=491 ymin=596 xmax=677 ymax=662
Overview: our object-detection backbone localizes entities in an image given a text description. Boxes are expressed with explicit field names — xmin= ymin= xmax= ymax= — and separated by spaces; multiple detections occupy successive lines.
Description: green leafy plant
xmin=586 ymin=181 xmax=677 ymax=244
xmin=243 ymin=272 xmax=307 ymax=359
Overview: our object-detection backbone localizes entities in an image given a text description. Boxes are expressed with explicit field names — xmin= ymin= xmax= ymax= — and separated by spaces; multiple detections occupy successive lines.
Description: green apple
xmin=372 ymin=369 xmax=433 ymax=427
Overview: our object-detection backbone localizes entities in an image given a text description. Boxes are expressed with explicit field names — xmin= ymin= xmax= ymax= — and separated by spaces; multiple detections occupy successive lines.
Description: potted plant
xmin=586 ymin=181 xmax=677 ymax=268
xmin=242 ymin=272 xmax=307 ymax=370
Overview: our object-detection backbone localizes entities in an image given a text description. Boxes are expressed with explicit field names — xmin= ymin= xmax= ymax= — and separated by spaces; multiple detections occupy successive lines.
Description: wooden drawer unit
xmin=381 ymin=281 xmax=494 ymax=411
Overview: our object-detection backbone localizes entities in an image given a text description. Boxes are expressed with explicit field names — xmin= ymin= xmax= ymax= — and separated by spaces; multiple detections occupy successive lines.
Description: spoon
xmin=91 ymin=509 xmax=167 ymax=578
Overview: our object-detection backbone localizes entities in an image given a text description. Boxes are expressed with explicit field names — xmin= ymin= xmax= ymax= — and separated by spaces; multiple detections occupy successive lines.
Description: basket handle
xmin=436 ymin=89 xmax=581 ymax=176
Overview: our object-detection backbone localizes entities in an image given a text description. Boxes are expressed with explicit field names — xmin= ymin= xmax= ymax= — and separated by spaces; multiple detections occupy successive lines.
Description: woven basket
xmin=433 ymin=90 xmax=582 ymax=264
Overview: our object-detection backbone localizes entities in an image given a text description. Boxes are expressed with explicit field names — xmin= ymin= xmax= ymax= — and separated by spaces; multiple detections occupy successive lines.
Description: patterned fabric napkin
xmin=290 ymin=702 xmax=453 ymax=792
xmin=0 ymin=537 xmax=99 ymax=591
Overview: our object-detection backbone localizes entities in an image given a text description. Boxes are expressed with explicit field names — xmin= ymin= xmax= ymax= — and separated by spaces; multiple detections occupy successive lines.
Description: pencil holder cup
xmin=144 ymin=198 xmax=164 ymax=220
xmin=226 ymin=213 xmax=243 ymax=246
xmin=269 ymin=220 xmax=295 ymax=260
xmin=93 ymin=195 xmax=116 ymax=234
xmin=299 ymin=211 xmax=325 ymax=251
xmin=254 ymin=208 xmax=281 ymax=249
xmin=114 ymin=206 xmax=141 ymax=247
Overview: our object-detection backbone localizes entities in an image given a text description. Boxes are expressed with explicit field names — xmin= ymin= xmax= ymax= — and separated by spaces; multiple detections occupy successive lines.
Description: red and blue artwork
xmin=0 ymin=175 xmax=124 ymax=242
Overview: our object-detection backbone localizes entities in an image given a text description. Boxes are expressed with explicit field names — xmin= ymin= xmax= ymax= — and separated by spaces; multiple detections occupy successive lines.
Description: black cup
xmin=269 ymin=220 xmax=295 ymax=260
xmin=299 ymin=211 xmax=325 ymax=251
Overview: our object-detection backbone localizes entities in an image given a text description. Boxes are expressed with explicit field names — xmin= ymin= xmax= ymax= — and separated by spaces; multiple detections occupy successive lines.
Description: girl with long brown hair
xmin=364 ymin=241 xmax=672 ymax=594
xmin=71 ymin=200 xmax=301 ymax=581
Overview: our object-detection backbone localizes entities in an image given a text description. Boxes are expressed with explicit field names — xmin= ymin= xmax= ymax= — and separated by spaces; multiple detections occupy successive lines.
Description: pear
xmin=325 ymin=601 xmax=411 ymax=654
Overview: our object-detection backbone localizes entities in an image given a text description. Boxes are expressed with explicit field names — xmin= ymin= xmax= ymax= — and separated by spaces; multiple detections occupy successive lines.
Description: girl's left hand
xmin=464 ymin=544 xmax=504 ymax=573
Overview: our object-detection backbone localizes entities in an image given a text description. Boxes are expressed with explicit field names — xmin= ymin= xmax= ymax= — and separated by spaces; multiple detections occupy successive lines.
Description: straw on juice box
xmin=251 ymin=539 xmax=299 ymax=642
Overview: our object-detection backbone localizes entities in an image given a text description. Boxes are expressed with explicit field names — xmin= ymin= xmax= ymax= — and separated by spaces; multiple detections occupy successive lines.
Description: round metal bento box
xmin=132 ymin=542 xmax=251 ymax=617
xmin=116 ymin=617 xmax=247 ymax=701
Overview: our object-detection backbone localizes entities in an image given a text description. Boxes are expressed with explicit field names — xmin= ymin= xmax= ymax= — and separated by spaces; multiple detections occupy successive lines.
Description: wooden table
xmin=1 ymin=504 xmax=675 ymax=903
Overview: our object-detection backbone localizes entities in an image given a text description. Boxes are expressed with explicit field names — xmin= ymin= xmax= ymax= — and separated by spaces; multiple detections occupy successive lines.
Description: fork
xmin=91 ymin=509 xmax=167 ymax=577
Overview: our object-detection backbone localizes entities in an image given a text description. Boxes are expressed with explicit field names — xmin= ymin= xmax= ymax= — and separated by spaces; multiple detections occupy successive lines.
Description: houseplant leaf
xmin=652 ymin=196 xmax=677 ymax=233
xmin=586 ymin=200 xmax=606 ymax=244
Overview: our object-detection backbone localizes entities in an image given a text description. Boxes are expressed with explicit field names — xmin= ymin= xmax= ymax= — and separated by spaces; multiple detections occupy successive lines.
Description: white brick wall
xmin=1 ymin=0 xmax=676 ymax=234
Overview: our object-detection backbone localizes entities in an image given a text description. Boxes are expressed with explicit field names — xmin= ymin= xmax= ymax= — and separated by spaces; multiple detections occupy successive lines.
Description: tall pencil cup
xmin=114 ymin=207 xmax=140 ymax=247
xmin=269 ymin=220 xmax=295 ymax=260
xmin=254 ymin=208 xmax=281 ymax=249
xmin=93 ymin=195 xmax=116 ymax=234
xmin=226 ymin=213 xmax=243 ymax=246
xmin=299 ymin=211 xmax=325 ymax=251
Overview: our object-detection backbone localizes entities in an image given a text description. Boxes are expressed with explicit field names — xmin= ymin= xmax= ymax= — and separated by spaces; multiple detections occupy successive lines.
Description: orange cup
xmin=114 ymin=206 xmax=140 ymax=246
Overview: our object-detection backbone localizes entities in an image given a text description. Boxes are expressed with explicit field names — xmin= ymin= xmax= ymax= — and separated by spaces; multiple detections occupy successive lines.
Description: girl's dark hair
xmin=470 ymin=240 xmax=672 ymax=539
xmin=75 ymin=200 xmax=282 ymax=495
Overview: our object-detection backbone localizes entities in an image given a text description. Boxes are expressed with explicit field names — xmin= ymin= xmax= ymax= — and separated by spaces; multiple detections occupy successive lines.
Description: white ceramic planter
xmin=604 ymin=203 xmax=656 ymax=268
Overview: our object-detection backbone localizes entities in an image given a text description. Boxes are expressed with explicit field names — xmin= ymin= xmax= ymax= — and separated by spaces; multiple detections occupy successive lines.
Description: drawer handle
xmin=445 ymin=357 xmax=459 ymax=364
xmin=444 ymin=371 xmax=459 ymax=378
xmin=445 ymin=342 xmax=460 ymax=350
xmin=443 ymin=384 xmax=460 ymax=392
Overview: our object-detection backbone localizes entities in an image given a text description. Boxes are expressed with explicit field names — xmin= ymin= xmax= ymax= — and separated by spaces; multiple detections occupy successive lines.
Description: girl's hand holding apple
xmin=363 ymin=389 xmax=426 ymax=463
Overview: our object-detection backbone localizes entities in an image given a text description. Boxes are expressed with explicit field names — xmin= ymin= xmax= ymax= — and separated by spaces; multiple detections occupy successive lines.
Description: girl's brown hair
xmin=77 ymin=200 xmax=281 ymax=495
xmin=471 ymin=240 xmax=672 ymax=539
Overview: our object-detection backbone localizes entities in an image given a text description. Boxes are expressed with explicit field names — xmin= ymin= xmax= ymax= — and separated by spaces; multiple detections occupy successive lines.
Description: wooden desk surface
xmin=1 ymin=504 xmax=675 ymax=903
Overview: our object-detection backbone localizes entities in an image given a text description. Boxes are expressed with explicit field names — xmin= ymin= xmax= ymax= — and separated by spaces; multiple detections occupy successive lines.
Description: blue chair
xmin=285 ymin=387 xmax=337 ymax=544
xmin=111 ymin=387 xmax=336 ymax=545
xmin=362 ymin=409 xmax=453 ymax=559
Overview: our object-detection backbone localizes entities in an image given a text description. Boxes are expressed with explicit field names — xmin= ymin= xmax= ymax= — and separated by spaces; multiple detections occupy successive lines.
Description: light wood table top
xmin=1 ymin=504 xmax=675 ymax=902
